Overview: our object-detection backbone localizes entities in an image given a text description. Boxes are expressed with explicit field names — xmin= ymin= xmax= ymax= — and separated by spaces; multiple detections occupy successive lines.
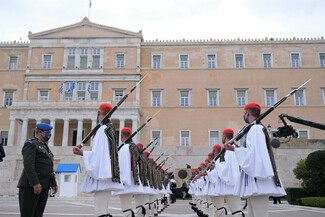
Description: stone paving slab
xmin=0 ymin=196 xmax=324 ymax=217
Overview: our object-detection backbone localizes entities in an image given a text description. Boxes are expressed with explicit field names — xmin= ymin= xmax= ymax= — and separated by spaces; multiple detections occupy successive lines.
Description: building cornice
xmin=141 ymin=37 xmax=325 ymax=47
xmin=24 ymin=73 xmax=141 ymax=82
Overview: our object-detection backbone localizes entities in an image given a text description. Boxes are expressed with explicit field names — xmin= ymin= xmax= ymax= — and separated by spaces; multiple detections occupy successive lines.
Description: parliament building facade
xmin=0 ymin=18 xmax=324 ymax=195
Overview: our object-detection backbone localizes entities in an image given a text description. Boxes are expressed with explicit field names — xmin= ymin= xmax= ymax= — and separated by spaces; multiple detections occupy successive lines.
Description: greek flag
xmin=68 ymin=82 xmax=76 ymax=92
xmin=89 ymin=0 xmax=92 ymax=8
xmin=59 ymin=82 xmax=63 ymax=95
xmin=87 ymin=82 xmax=91 ymax=94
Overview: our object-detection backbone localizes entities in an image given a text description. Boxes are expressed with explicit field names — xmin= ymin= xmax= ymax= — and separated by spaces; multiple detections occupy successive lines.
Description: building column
xmin=49 ymin=119 xmax=55 ymax=146
xmin=36 ymin=118 xmax=42 ymax=126
xmin=62 ymin=118 xmax=69 ymax=146
xmin=91 ymin=119 xmax=97 ymax=129
xmin=7 ymin=118 xmax=16 ymax=146
xmin=119 ymin=119 xmax=125 ymax=145
xmin=132 ymin=119 xmax=138 ymax=143
xmin=20 ymin=118 xmax=28 ymax=146
xmin=77 ymin=119 xmax=83 ymax=146
xmin=23 ymin=82 xmax=29 ymax=100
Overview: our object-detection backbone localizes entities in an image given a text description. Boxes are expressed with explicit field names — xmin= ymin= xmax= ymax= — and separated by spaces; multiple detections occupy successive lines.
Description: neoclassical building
xmin=0 ymin=18 xmax=324 ymax=195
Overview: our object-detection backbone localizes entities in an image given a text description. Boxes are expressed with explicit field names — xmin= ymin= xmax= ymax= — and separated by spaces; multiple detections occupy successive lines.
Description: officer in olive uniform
xmin=17 ymin=123 xmax=58 ymax=217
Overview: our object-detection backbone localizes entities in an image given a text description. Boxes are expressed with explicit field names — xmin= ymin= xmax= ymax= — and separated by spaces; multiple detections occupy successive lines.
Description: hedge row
xmin=285 ymin=188 xmax=310 ymax=204
xmin=296 ymin=197 xmax=325 ymax=208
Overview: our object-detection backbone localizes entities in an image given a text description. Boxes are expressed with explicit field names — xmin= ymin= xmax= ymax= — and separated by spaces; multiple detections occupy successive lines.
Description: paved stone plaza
xmin=0 ymin=196 xmax=324 ymax=217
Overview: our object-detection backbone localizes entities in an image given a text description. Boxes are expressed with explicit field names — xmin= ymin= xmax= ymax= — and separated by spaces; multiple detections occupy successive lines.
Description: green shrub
xmin=292 ymin=150 xmax=325 ymax=197
xmin=285 ymin=188 xmax=309 ymax=204
xmin=293 ymin=159 xmax=307 ymax=180
xmin=304 ymin=151 xmax=325 ymax=196
xmin=300 ymin=197 xmax=325 ymax=208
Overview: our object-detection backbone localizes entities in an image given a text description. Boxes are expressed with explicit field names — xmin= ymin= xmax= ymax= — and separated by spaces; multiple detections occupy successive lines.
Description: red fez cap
xmin=160 ymin=168 xmax=164 ymax=171
xmin=154 ymin=162 xmax=157 ymax=165
xmin=200 ymin=163 xmax=205 ymax=166
xmin=205 ymin=158 xmax=209 ymax=162
xmin=143 ymin=151 xmax=149 ymax=155
xmin=121 ymin=127 xmax=131 ymax=133
xmin=149 ymin=157 xmax=153 ymax=161
xmin=213 ymin=144 xmax=222 ymax=150
xmin=244 ymin=103 xmax=261 ymax=110
xmin=223 ymin=128 xmax=234 ymax=135
xmin=193 ymin=168 xmax=197 ymax=170
xmin=99 ymin=103 xmax=112 ymax=112
xmin=208 ymin=152 xmax=213 ymax=156
xmin=137 ymin=143 xmax=143 ymax=147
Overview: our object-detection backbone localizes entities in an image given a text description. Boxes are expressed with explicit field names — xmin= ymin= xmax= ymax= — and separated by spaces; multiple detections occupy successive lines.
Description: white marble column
xmin=62 ymin=118 xmax=69 ymax=146
xmin=119 ymin=119 xmax=125 ymax=145
xmin=91 ymin=119 xmax=97 ymax=129
xmin=7 ymin=118 xmax=16 ymax=146
xmin=20 ymin=118 xmax=28 ymax=146
xmin=77 ymin=119 xmax=83 ymax=145
xmin=36 ymin=118 xmax=42 ymax=126
xmin=49 ymin=119 xmax=55 ymax=146
xmin=132 ymin=119 xmax=138 ymax=143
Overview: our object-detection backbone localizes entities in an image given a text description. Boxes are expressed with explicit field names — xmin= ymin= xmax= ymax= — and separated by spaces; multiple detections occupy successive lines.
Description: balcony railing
xmin=11 ymin=100 xmax=139 ymax=108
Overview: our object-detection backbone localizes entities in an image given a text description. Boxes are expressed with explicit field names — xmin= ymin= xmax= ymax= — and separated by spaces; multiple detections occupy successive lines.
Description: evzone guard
xmin=188 ymin=104 xmax=286 ymax=217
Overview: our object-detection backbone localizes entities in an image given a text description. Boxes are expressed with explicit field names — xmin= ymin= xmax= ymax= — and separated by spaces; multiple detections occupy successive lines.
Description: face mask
xmin=243 ymin=112 xmax=249 ymax=124
xmin=43 ymin=133 xmax=52 ymax=142
xmin=222 ymin=138 xmax=226 ymax=144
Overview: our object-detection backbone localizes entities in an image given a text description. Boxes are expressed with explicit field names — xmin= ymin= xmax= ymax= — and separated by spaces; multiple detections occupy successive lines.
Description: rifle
xmin=124 ymin=110 xmax=160 ymax=144
xmin=215 ymin=78 xmax=311 ymax=162
xmin=165 ymin=166 xmax=172 ymax=172
xmin=141 ymin=137 xmax=158 ymax=154
xmin=80 ymin=74 xmax=148 ymax=147
xmin=118 ymin=110 xmax=160 ymax=151
xmin=157 ymin=156 xmax=169 ymax=168
xmin=154 ymin=152 xmax=164 ymax=162
xmin=147 ymin=146 xmax=156 ymax=157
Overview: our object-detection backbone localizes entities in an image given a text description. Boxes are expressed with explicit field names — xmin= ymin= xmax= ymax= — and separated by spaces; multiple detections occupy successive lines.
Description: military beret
xmin=223 ymin=128 xmax=234 ymax=135
xmin=205 ymin=158 xmax=209 ymax=162
xmin=244 ymin=102 xmax=261 ymax=110
xmin=137 ymin=143 xmax=143 ymax=147
xmin=149 ymin=157 xmax=153 ymax=161
xmin=99 ymin=103 xmax=113 ymax=112
xmin=121 ymin=127 xmax=132 ymax=133
xmin=208 ymin=152 xmax=213 ymax=156
xmin=200 ymin=163 xmax=205 ymax=166
xmin=143 ymin=151 xmax=149 ymax=155
xmin=213 ymin=144 xmax=222 ymax=149
xmin=36 ymin=123 xmax=53 ymax=131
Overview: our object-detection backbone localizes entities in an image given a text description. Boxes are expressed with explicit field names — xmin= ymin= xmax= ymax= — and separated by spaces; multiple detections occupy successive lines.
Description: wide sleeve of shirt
xmin=216 ymin=151 xmax=239 ymax=186
xmin=207 ymin=168 xmax=218 ymax=183
xmin=83 ymin=125 xmax=112 ymax=180
xmin=234 ymin=125 xmax=274 ymax=179
xmin=118 ymin=144 xmax=132 ymax=185
xmin=22 ymin=141 xmax=40 ymax=186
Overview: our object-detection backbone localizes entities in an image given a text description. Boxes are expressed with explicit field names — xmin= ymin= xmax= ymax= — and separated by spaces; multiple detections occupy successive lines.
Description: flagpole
xmin=88 ymin=0 xmax=91 ymax=19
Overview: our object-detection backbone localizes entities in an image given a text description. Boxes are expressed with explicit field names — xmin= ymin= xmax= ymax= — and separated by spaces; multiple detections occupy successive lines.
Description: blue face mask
xmin=43 ymin=133 xmax=52 ymax=142
xmin=243 ymin=112 xmax=249 ymax=124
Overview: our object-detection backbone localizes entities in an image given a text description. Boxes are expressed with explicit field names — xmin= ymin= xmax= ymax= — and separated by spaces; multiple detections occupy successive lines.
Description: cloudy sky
xmin=1 ymin=0 xmax=324 ymax=42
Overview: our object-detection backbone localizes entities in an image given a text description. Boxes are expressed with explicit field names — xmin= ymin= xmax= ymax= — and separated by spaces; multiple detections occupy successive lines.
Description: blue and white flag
xmin=59 ymin=82 xmax=63 ymax=95
xmin=68 ymin=82 xmax=76 ymax=92
xmin=89 ymin=0 xmax=92 ymax=8
xmin=87 ymin=82 xmax=91 ymax=94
